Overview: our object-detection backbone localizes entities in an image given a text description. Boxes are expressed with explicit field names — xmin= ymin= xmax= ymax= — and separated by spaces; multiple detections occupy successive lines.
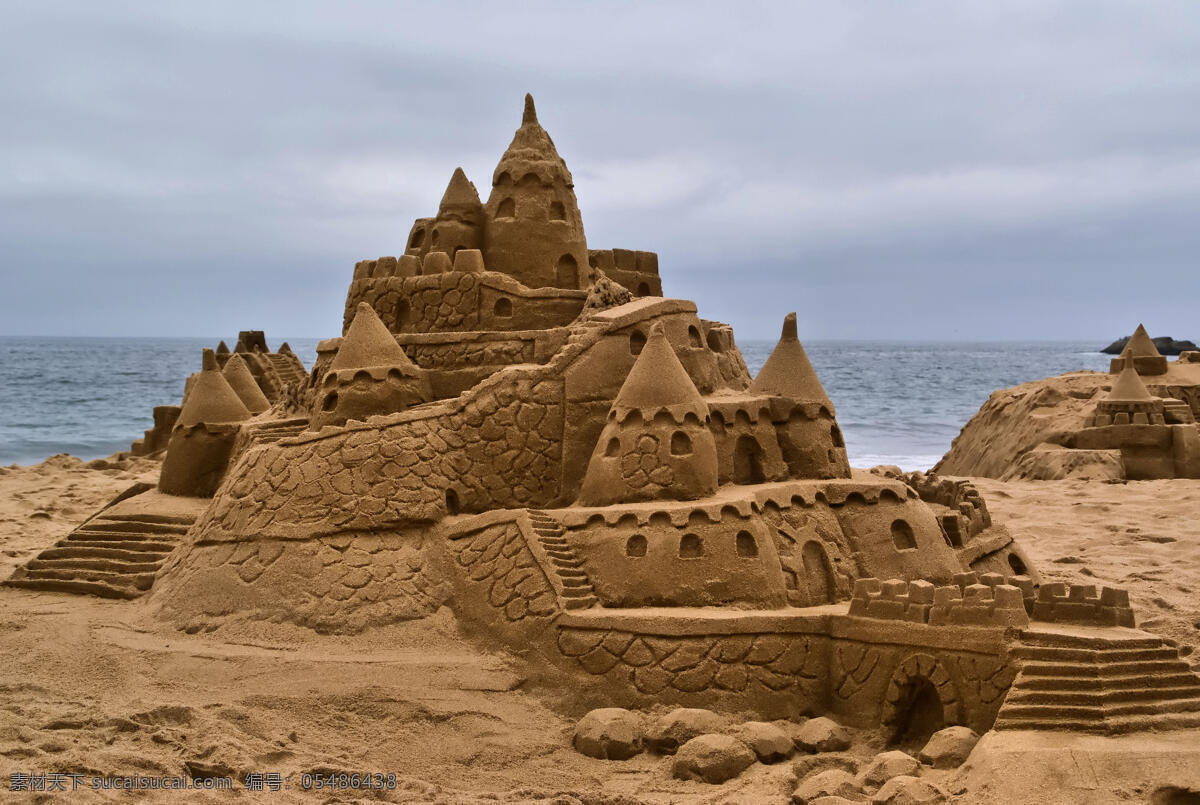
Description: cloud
xmin=1 ymin=1 xmax=1199 ymax=339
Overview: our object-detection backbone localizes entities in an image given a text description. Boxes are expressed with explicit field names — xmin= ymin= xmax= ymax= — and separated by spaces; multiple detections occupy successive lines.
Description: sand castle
xmin=8 ymin=97 xmax=1200 ymax=751
xmin=938 ymin=323 xmax=1200 ymax=480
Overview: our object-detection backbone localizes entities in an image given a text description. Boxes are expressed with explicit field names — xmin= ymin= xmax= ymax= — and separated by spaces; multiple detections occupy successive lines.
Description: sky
xmin=2 ymin=1 xmax=1199 ymax=341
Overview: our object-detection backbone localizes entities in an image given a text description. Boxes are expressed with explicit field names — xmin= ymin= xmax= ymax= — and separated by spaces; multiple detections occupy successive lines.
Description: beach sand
xmin=0 ymin=457 xmax=1197 ymax=802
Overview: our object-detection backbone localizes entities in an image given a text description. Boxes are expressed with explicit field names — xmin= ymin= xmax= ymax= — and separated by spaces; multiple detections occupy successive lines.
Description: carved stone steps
xmin=27 ymin=557 xmax=164 ymax=574
xmin=18 ymin=566 xmax=156 ymax=592
xmin=1011 ymin=645 xmax=1180 ymax=664
xmin=39 ymin=545 xmax=170 ymax=563
xmin=58 ymin=538 xmax=175 ymax=553
xmin=1019 ymin=658 xmax=1193 ymax=678
xmin=5 ymin=577 xmax=142 ymax=600
xmin=78 ymin=520 xmax=189 ymax=536
xmin=1006 ymin=684 xmax=1200 ymax=707
xmin=1018 ymin=671 xmax=1200 ymax=692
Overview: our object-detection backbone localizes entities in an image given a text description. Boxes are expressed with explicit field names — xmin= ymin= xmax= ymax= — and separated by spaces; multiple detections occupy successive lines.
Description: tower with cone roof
xmin=159 ymin=349 xmax=252 ymax=497
xmin=1109 ymin=324 xmax=1168 ymax=376
xmin=312 ymin=302 xmax=432 ymax=428
xmin=750 ymin=312 xmax=851 ymax=479
xmin=579 ymin=323 xmax=718 ymax=505
xmin=482 ymin=94 xmax=589 ymax=290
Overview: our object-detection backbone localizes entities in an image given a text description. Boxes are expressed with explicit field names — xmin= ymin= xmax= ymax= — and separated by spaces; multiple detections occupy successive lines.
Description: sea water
xmin=0 ymin=336 xmax=1110 ymax=469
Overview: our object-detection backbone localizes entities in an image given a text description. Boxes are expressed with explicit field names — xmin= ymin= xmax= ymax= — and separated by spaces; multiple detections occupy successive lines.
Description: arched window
xmin=493 ymin=298 xmax=512 ymax=318
xmin=688 ymin=326 xmax=702 ymax=348
xmin=637 ymin=282 xmax=651 ymax=296
xmin=735 ymin=530 xmax=758 ymax=557
xmin=408 ymin=228 xmax=425 ymax=249
xmin=549 ymin=200 xmax=566 ymax=221
xmin=732 ymin=436 xmax=765 ymax=485
xmin=831 ymin=425 xmax=845 ymax=448
xmin=321 ymin=392 xmax=338 ymax=412
xmin=497 ymin=197 xmax=516 ymax=218
xmin=891 ymin=519 xmax=917 ymax=550
xmin=445 ymin=488 xmax=460 ymax=515
xmin=706 ymin=330 xmax=725 ymax=352
xmin=604 ymin=437 xmax=621 ymax=457
xmin=629 ymin=330 xmax=646 ymax=355
xmin=679 ymin=533 xmax=703 ymax=558
xmin=556 ymin=254 xmax=579 ymax=288
xmin=670 ymin=431 xmax=692 ymax=456
xmin=625 ymin=534 xmax=647 ymax=557
xmin=431 ymin=228 xmax=440 ymax=246
xmin=495 ymin=171 xmax=513 ymax=186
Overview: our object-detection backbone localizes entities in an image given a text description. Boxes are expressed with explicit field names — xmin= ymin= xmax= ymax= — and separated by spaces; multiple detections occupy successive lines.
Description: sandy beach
xmin=2 ymin=457 xmax=1196 ymax=803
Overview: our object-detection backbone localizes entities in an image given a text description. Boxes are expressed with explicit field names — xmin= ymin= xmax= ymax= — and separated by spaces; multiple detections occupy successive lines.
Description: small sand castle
xmin=8 ymin=98 xmax=1200 ymax=749
xmin=939 ymin=322 xmax=1200 ymax=480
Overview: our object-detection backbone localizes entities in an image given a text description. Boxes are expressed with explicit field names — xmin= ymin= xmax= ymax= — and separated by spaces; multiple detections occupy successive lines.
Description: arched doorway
xmin=556 ymin=254 xmax=579 ymax=288
xmin=800 ymin=541 xmax=835 ymax=605
xmin=732 ymin=435 xmax=765 ymax=484
xmin=880 ymin=653 xmax=960 ymax=750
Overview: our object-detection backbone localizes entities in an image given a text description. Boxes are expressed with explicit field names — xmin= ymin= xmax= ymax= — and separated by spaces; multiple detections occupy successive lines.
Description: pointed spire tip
xmin=781 ymin=312 xmax=798 ymax=342
xmin=202 ymin=348 xmax=217 ymax=371
xmin=522 ymin=93 xmax=537 ymax=125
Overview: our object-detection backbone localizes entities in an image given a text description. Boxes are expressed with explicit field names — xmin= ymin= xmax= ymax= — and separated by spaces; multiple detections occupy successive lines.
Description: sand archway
xmin=880 ymin=653 xmax=960 ymax=748
xmin=732 ymin=435 xmax=765 ymax=485
xmin=800 ymin=540 xmax=836 ymax=605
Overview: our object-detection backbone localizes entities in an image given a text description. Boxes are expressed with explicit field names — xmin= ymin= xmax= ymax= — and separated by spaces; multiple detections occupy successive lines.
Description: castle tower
xmin=578 ymin=323 xmax=718 ymax=505
xmin=1110 ymin=324 xmax=1168 ymax=376
xmin=482 ymin=94 xmax=589 ymax=290
xmin=1090 ymin=366 xmax=1165 ymax=426
xmin=312 ymin=302 xmax=432 ymax=428
xmin=222 ymin=352 xmax=271 ymax=415
xmin=751 ymin=313 xmax=851 ymax=479
xmin=425 ymin=168 xmax=483 ymax=260
xmin=159 ymin=349 xmax=251 ymax=497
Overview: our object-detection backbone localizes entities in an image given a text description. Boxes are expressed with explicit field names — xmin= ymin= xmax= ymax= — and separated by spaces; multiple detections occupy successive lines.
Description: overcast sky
xmin=2 ymin=2 xmax=1198 ymax=341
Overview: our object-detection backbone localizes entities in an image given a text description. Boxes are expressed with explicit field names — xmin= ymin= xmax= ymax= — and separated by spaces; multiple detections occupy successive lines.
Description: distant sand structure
xmin=938 ymin=322 xmax=1200 ymax=480
xmin=7 ymin=98 xmax=1200 ymax=767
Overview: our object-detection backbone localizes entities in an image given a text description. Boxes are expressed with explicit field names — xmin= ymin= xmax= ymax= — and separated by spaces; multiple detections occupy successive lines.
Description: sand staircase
xmin=266 ymin=353 xmax=307 ymax=386
xmin=526 ymin=510 xmax=598 ymax=610
xmin=1162 ymin=398 xmax=1196 ymax=424
xmin=994 ymin=628 xmax=1200 ymax=733
xmin=6 ymin=511 xmax=196 ymax=600
xmin=251 ymin=417 xmax=309 ymax=444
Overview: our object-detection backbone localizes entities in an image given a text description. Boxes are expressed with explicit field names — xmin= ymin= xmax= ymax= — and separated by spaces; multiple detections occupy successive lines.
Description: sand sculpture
xmin=8 ymin=98 xmax=1200 ymax=751
xmin=938 ymin=322 xmax=1200 ymax=480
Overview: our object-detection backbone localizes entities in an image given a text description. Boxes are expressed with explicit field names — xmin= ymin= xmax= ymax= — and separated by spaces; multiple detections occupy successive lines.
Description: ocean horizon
xmin=0 ymin=336 xmax=1112 ymax=469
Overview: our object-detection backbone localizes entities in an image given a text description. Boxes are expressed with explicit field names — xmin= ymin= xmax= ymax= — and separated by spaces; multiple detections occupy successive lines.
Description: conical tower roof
xmin=216 ymin=340 xmax=230 ymax=355
xmin=330 ymin=303 xmax=419 ymax=373
xmin=749 ymin=313 xmax=833 ymax=408
xmin=177 ymin=349 xmax=252 ymax=427
xmin=222 ymin=352 xmax=271 ymax=414
xmin=1107 ymin=365 xmax=1153 ymax=402
xmin=438 ymin=167 xmax=481 ymax=212
xmin=1121 ymin=323 xmax=1163 ymax=358
xmin=612 ymin=323 xmax=707 ymax=422
xmin=492 ymin=93 xmax=574 ymax=186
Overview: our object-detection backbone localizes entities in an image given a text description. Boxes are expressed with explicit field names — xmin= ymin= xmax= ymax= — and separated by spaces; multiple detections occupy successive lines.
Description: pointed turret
xmin=427 ymin=168 xmax=484 ymax=258
xmin=1110 ymin=323 xmax=1169 ymax=376
xmin=1123 ymin=324 xmax=1163 ymax=358
xmin=330 ymin=303 xmax=418 ymax=374
xmin=439 ymin=167 xmax=481 ymax=213
xmin=216 ymin=340 xmax=230 ymax=355
xmin=750 ymin=313 xmax=833 ymax=408
xmin=1108 ymin=366 xmax=1153 ymax=402
xmin=482 ymin=94 xmax=588 ymax=289
xmin=613 ymin=323 xmax=708 ymax=423
xmin=578 ymin=322 xmax=717 ymax=505
xmin=222 ymin=353 xmax=271 ymax=414
xmin=177 ymin=349 xmax=252 ymax=428
xmin=312 ymin=303 xmax=431 ymax=429
xmin=278 ymin=342 xmax=293 ymax=355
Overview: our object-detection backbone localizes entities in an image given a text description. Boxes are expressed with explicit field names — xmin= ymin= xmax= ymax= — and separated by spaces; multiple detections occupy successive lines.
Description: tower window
xmin=679 ymin=533 xmax=703 ymax=558
xmin=549 ymin=200 xmax=566 ymax=221
xmin=497 ymin=197 xmax=516 ymax=218
xmin=735 ymin=530 xmax=758 ymax=558
xmin=629 ymin=330 xmax=646 ymax=355
xmin=625 ymin=534 xmax=647 ymax=557
xmin=688 ymin=326 xmax=702 ymax=348
xmin=605 ymin=437 xmax=621 ymax=457
xmin=409 ymin=228 xmax=425 ymax=249
xmin=556 ymin=254 xmax=579 ymax=288
xmin=891 ymin=519 xmax=917 ymax=550
xmin=670 ymin=431 xmax=692 ymax=456
xmin=493 ymin=298 xmax=513 ymax=318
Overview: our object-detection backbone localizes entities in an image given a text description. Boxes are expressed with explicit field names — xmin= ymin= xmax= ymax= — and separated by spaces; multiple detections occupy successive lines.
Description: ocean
xmin=0 ymin=337 xmax=1111 ymax=469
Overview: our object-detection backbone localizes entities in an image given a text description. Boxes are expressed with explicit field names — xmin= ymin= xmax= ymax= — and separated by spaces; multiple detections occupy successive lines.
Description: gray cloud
xmin=2 ymin=1 xmax=1199 ymax=340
